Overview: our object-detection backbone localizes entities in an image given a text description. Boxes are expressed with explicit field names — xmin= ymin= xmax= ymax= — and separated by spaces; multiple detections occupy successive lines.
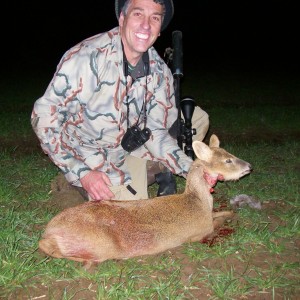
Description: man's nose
xmin=141 ymin=17 xmax=150 ymax=29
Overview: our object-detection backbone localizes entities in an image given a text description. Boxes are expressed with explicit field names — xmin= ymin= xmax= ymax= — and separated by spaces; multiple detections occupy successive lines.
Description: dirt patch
xmin=45 ymin=173 xmax=87 ymax=211
xmin=0 ymin=135 xmax=41 ymax=157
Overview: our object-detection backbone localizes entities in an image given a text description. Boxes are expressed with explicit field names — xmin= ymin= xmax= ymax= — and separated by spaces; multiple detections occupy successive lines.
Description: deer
xmin=38 ymin=134 xmax=252 ymax=268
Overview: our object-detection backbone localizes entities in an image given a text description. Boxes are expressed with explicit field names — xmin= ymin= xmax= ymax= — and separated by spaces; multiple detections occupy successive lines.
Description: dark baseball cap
xmin=115 ymin=0 xmax=174 ymax=31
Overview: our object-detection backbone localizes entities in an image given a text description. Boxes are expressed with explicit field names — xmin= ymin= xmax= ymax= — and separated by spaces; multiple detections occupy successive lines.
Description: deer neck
xmin=184 ymin=164 xmax=215 ymax=210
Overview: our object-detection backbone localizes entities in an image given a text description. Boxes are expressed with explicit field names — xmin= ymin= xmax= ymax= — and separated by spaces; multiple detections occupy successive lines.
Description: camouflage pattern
xmin=31 ymin=27 xmax=193 ymax=187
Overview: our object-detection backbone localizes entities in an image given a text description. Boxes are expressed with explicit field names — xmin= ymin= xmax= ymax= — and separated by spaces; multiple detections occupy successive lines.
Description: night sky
xmin=6 ymin=0 xmax=298 ymax=77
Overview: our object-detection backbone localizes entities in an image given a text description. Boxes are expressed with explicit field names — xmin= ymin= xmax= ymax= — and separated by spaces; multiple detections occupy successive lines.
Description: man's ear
xmin=119 ymin=12 xmax=125 ymax=26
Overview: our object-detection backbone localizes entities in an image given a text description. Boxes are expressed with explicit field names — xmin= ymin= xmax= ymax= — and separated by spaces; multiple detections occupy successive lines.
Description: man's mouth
xmin=135 ymin=32 xmax=149 ymax=40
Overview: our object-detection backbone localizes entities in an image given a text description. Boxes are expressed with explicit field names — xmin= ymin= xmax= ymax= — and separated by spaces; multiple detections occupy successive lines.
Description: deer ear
xmin=192 ymin=141 xmax=212 ymax=161
xmin=209 ymin=134 xmax=220 ymax=148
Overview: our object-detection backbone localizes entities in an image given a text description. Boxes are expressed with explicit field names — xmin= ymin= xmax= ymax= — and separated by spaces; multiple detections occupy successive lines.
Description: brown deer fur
xmin=39 ymin=134 xmax=252 ymax=267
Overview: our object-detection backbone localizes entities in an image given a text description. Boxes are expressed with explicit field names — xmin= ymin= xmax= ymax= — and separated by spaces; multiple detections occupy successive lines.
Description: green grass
xmin=0 ymin=68 xmax=299 ymax=299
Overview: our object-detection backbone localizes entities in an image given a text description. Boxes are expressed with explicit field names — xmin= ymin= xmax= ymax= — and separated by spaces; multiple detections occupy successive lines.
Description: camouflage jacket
xmin=31 ymin=27 xmax=193 ymax=187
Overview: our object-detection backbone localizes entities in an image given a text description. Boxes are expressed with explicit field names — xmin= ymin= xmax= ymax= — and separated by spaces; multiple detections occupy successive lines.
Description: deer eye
xmin=225 ymin=159 xmax=232 ymax=163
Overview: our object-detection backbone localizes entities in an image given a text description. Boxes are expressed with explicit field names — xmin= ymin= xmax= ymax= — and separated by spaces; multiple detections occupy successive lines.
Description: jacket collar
xmin=123 ymin=45 xmax=150 ymax=80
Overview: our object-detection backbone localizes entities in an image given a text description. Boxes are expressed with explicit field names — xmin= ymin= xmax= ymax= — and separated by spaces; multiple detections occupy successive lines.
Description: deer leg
xmin=212 ymin=211 xmax=234 ymax=229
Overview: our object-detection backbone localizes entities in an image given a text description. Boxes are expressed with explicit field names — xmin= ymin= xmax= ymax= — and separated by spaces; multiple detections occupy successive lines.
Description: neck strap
xmin=123 ymin=45 xmax=150 ymax=130
xmin=123 ymin=50 xmax=150 ymax=80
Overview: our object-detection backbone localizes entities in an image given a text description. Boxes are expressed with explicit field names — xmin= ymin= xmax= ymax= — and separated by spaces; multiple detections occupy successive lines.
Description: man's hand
xmin=80 ymin=171 xmax=114 ymax=200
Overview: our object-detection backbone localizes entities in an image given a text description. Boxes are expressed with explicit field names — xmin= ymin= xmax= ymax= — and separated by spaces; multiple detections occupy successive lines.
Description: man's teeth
xmin=136 ymin=33 xmax=148 ymax=39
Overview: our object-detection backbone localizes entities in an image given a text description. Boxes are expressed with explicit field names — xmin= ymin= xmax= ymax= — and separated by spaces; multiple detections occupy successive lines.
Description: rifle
xmin=166 ymin=31 xmax=196 ymax=160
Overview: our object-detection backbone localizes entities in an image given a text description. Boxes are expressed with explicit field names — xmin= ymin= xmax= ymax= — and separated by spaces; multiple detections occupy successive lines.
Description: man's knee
xmin=191 ymin=106 xmax=209 ymax=142
xmin=125 ymin=155 xmax=148 ymax=199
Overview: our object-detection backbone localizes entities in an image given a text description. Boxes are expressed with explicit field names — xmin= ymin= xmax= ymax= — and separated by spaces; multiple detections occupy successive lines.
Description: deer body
xmin=39 ymin=135 xmax=252 ymax=265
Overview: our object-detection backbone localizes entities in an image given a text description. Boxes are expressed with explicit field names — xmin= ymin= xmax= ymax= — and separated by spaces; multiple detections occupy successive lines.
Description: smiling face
xmin=119 ymin=0 xmax=163 ymax=65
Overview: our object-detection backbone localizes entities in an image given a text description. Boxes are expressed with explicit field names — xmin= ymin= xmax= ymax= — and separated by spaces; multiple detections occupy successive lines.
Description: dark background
xmin=5 ymin=0 xmax=299 ymax=78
